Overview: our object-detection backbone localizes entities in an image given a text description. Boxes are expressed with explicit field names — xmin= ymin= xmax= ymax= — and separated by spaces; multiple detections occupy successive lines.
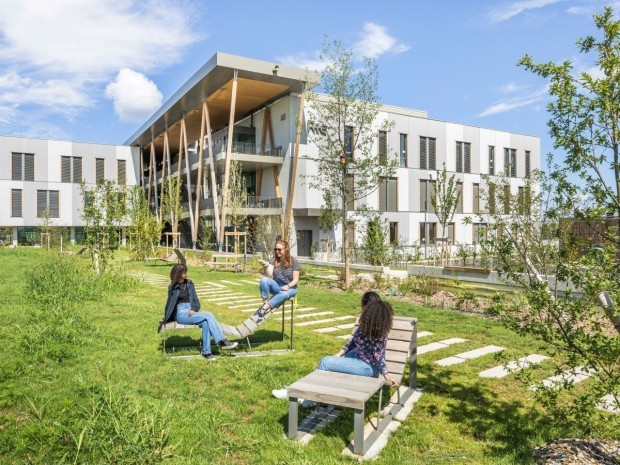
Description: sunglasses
xmin=274 ymin=247 xmax=284 ymax=252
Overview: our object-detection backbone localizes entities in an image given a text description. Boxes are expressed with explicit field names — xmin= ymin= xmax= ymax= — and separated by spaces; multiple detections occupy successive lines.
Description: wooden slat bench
xmin=287 ymin=315 xmax=417 ymax=455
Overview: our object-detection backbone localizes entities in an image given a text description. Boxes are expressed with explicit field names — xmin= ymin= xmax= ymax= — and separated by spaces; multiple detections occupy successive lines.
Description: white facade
xmin=0 ymin=135 xmax=140 ymax=245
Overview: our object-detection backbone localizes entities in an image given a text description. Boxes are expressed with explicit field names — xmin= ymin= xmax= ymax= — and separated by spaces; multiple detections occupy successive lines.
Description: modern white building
xmin=1 ymin=52 xmax=539 ymax=255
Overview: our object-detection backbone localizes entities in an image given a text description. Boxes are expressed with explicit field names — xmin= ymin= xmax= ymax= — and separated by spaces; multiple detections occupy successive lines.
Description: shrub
xmin=415 ymin=273 xmax=440 ymax=297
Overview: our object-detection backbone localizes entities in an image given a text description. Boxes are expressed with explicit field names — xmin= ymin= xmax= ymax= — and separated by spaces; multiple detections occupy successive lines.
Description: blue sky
xmin=0 ymin=0 xmax=617 ymax=163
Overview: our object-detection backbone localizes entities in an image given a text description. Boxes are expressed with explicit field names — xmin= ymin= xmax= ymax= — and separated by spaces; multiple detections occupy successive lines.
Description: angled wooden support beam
xmin=219 ymin=69 xmax=238 ymax=246
xmin=159 ymin=130 xmax=169 ymax=223
xmin=193 ymin=103 xmax=207 ymax=244
xmin=181 ymin=117 xmax=196 ymax=246
xmin=147 ymin=142 xmax=154 ymax=208
xmin=151 ymin=141 xmax=159 ymax=218
xmin=204 ymin=100 xmax=221 ymax=245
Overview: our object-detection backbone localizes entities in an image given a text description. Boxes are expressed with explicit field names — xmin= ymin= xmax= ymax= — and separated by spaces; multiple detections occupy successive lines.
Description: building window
xmin=399 ymin=133 xmax=407 ymax=168
xmin=473 ymin=183 xmax=480 ymax=214
xmin=12 ymin=152 xmax=35 ymax=181
xmin=37 ymin=190 xmax=60 ymax=218
xmin=473 ymin=223 xmax=488 ymax=244
xmin=447 ymin=223 xmax=455 ymax=244
xmin=489 ymin=146 xmax=495 ymax=175
xmin=11 ymin=189 xmax=22 ymax=217
xmin=488 ymin=183 xmax=496 ymax=214
xmin=419 ymin=136 xmax=436 ymax=170
xmin=344 ymin=126 xmax=354 ymax=159
xmin=378 ymin=177 xmax=398 ymax=212
xmin=378 ymin=130 xmax=388 ymax=165
xmin=525 ymin=151 xmax=531 ymax=179
xmin=456 ymin=181 xmax=463 ymax=214
xmin=389 ymin=222 xmax=398 ymax=244
xmin=96 ymin=158 xmax=105 ymax=183
xmin=117 ymin=159 xmax=127 ymax=185
xmin=456 ymin=141 xmax=471 ymax=173
xmin=61 ymin=156 xmax=83 ymax=183
xmin=420 ymin=179 xmax=435 ymax=212
xmin=504 ymin=148 xmax=517 ymax=177
xmin=420 ymin=222 xmax=436 ymax=245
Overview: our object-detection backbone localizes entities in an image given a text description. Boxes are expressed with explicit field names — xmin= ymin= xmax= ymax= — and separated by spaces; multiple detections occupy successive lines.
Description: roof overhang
xmin=125 ymin=52 xmax=320 ymax=155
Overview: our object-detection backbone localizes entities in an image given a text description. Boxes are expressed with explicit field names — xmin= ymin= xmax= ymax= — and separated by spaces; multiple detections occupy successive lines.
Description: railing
xmin=196 ymin=196 xmax=282 ymax=210
xmin=213 ymin=141 xmax=283 ymax=157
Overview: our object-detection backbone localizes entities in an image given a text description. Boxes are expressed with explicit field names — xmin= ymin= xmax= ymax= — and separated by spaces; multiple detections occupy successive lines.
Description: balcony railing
xmin=197 ymin=196 xmax=283 ymax=210
xmin=213 ymin=141 xmax=283 ymax=157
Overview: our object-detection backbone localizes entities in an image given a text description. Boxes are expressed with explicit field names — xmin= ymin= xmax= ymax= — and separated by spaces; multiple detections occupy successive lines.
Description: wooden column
xmin=175 ymin=122 xmax=185 ymax=240
xmin=283 ymin=85 xmax=306 ymax=241
xmin=219 ymin=70 xmax=238 ymax=244
xmin=181 ymin=117 xmax=195 ymax=245
xmin=151 ymin=141 xmax=159 ymax=218
xmin=204 ymin=100 xmax=221 ymax=245
xmin=159 ymin=130 xmax=169 ymax=223
xmin=192 ymin=103 xmax=207 ymax=244
xmin=146 ymin=144 xmax=153 ymax=207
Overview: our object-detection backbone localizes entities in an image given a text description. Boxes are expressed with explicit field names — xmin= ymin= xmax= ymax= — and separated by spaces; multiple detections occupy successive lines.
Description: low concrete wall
xmin=298 ymin=258 xmax=384 ymax=273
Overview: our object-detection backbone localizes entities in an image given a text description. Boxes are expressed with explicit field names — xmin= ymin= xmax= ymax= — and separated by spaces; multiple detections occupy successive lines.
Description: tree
xmin=305 ymin=38 xmax=397 ymax=288
xmin=80 ymin=180 xmax=127 ymax=273
xmin=431 ymin=165 xmax=460 ymax=266
xmin=223 ymin=159 xmax=248 ymax=254
xmin=160 ymin=176 xmax=183 ymax=248
xmin=477 ymin=8 xmax=620 ymax=438
xmin=127 ymin=186 xmax=162 ymax=260
xmin=361 ymin=215 xmax=390 ymax=266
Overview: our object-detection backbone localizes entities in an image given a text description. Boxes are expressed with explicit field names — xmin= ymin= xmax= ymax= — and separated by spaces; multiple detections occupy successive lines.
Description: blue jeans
xmin=176 ymin=302 xmax=225 ymax=355
xmin=317 ymin=349 xmax=379 ymax=378
xmin=259 ymin=277 xmax=297 ymax=309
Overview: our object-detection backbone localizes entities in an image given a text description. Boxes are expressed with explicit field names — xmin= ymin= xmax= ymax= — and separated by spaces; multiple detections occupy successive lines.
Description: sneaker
xmin=256 ymin=306 xmax=267 ymax=318
xmin=300 ymin=399 xmax=317 ymax=408
xmin=201 ymin=353 xmax=217 ymax=361
xmin=272 ymin=387 xmax=288 ymax=400
xmin=218 ymin=339 xmax=238 ymax=350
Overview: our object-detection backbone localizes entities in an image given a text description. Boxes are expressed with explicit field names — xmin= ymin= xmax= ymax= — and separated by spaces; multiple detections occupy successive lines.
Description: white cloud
xmin=278 ymin=52 xmax=325 ymax=72
xmin=567 ymin=1 xmax=620 ymax=16
xmin=353 ymin=22 xmax=410 ymax=59
xmin=106 ymin=68 xmax=163 ymax=122
xmin=488 ymin=0 xmax=563 ymax=22
xmin=499 ymin=82 xmax=528 ymax=93
xmin=479 ymin=85 xmax=549 ymax=117
xmin=0 ymin=71 xmax=90 ymax=108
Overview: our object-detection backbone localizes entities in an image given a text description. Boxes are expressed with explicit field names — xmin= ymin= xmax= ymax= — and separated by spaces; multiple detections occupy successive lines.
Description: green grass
xmin=0 ymin=248 xmax=596 ymax=464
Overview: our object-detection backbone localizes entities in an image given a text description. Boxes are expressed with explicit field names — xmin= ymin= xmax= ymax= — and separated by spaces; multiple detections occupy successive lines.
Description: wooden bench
xmin=287 ymin=315 xmax=417 ymax=455
xmin=204 ymin=253 xmax=246 ymax=273
xmin=160 ymin=296 xmax=297 ymax=355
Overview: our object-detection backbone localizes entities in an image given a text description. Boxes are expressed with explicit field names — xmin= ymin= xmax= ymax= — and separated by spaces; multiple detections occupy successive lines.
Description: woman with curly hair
xmin=317 ymin=297 xmax=398 ymax=386
xmin=158 ymin=264 xmax=238 ymax=360
xmin=256 ymin=240 xmax=300 ymax=318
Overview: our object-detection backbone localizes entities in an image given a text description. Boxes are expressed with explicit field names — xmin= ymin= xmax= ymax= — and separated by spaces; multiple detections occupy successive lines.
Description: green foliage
xmin=431 ymin=165 xmax=460 ymax=265
xmin=127 ymin=186 xmax=162 ymax=260
xmin=415 ymin=273 xmax=440 ymax=297
xmin=396 ymin=276 xmax=417 ymax=295
xmin=198 ymin=217 xmax=216 ymax=251
xmin=455 ymin=290 xmax=478 ymax=312
xmin=361 ymin=216 xmax=389 ymax=266
xmin=159 ymin=176 xmax=184 ymax=247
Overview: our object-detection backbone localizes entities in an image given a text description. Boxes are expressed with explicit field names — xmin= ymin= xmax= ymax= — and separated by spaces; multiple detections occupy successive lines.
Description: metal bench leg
xmin=353 ymin=406 xmax=365 ymax=454
xmin=290 ymin=297 xmax=295 ymax=351
xmin=288 ymin=398 xmax=299 ymax=439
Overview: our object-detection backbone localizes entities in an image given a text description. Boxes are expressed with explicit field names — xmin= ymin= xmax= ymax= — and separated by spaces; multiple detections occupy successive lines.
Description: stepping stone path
xmin=435 ymin=345 xmax=505 ymax=367
xmin=531 ymin=366 xmax=594 ymax=390
xmin=598 ymin=394 xmax=620 ymax=414
xmin=479 ymin=354 xmax=549 ymax=378
xmin=296 ymin=316 xmax=355 ymax=327
xmin=418 ymin=338 xmax=467 ymax=355
xmin=315 ymin=323 xmax=355 ymax=334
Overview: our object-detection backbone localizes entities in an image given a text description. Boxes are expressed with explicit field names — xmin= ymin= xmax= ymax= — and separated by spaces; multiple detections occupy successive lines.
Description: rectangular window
xmin=419 ymin=136 xmax=436 ymax=170
xmin=489 ymin=146 xmax=495 ymax=175
xmin=62 ymin=156 xmax=83 ymax=183
xmin=11 ymin=189 xmax=22 ymax=217
xmin=456 ymin=182 xmax=463 ymax=214
xmin=504 ymin=148 xmax=517 ymax=177
xmin=473 ymin=223 xmax=488 ymax=244
xmin=473 ymin=183 xmax=480 ymax=214
xmin=389 ymin=222 xmax=398 ymax=244
xmin=117 ymin=159 xmax=127 ymax=185
xmin=96 ymin=158 xmax=105 ymax=183
xmin=456 ymin=141 xmax=471 ymax=173
xmin=447 ymin=223 xmax=455 ymax=244
xmin=399 ymin=133 xmax=407 ymax=168
xmin=378 ymin=177 xmax=398 ymax=212
xmin=12 ymin=152 xmax=35 ymax=181
xmin=37 ymin=190 xmax=60 ymax=218
xmin=419 ymin=179 xmax=436 ymax=212
xmin=344 ymin=126 xmax=354 ymax=159
xmin=378 ymin=130 xmax=388 ymax=165
xmin=420 ymin=222 xmax=436 ymax=245
xmin=525 ymin=151 xmax=531 ymax=178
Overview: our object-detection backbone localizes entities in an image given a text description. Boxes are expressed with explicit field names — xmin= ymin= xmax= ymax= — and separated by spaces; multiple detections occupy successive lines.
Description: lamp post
xmin=340 ymin=153 xmax=349 ymax=287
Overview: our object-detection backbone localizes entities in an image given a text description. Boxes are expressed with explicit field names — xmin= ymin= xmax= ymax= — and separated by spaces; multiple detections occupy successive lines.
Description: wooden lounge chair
xmin=287 ymin=315 xmax=417 ymax=455
xmin=60 ymin=246 xmax=87 ymax=256
xmin=146 ymin=248 xmax=186 ymax=266
xmin=160 ymin=296 xmax=297 ymax=355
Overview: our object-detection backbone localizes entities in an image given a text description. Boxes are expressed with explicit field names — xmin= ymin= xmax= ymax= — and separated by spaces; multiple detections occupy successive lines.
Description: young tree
xmin=160 ymin=176 xmax=183 ymax=249
xmin=431 ymin=165 xmax=460 ymax=266
xmin=127 ymin=186 xmax=162 ymax=260
xmin=305 ymin=38 xmax=397 ymax=288
xmin=361 ymin=215 xmax=390 ymax=266
xmin=80 ymin=180 xmax=127 ymax=273
xmin=224 ymin=159 xmax=249 ymax=254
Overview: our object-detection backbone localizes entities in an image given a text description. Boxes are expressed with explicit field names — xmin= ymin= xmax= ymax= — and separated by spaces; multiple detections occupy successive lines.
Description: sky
xmin=0 ymin=0 xmax=618 ymax=165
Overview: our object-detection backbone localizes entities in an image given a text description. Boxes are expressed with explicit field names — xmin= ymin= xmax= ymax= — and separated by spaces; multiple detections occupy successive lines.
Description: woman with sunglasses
xmin=256 ymin=240 xmax=300 ymax=318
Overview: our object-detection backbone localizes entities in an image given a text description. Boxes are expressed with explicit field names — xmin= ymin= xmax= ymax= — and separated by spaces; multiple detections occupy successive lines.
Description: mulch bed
xmin=535 ymin=439 xmax=620 ymax=464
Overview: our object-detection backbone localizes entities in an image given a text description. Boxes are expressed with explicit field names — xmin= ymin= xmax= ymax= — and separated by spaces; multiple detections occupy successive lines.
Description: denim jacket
xmin=157 ymin=279 xmax=201 ymax=333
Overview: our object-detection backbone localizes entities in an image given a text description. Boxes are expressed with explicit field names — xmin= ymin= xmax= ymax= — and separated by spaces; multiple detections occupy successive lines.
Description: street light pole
xmin=340 ymin=153 xmax=349 ymax=288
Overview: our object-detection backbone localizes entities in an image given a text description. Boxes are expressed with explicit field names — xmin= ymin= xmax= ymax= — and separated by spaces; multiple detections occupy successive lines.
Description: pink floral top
xmin=342 ymin=328 xmax=388 ymax=375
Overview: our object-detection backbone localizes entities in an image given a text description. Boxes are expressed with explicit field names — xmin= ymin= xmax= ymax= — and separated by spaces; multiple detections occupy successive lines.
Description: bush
xmin=415 ymin=273 xmax=440 ymax=297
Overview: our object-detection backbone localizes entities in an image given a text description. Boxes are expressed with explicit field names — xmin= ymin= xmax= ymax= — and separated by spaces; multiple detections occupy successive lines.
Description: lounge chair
xmin=146 ymin=248 xmax=186 ymax=266
xmin=60 ymin=246 xmax=87 ymax=256
xmin=287 ymin=315 xmax=418 ymax=455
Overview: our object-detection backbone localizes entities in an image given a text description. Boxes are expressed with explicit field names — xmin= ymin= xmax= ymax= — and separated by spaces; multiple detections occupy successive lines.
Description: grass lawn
xmin=0 ymin=248 xmax=576 ymax=464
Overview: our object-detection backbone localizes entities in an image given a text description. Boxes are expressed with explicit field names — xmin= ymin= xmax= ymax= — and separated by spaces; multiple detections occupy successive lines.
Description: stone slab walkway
xmin=435 ymin=345 xmax=505 ymax=366
xmin=479 ymin=354 xmax=549 ymax=378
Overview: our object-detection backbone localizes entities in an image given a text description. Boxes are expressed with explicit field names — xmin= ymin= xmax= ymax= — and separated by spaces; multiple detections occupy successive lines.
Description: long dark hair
xmin=170 ymin=263 xmax=188 ymax=286
xmin=274 ymin=240 xmax=292 ymax=268
xmin=361 ymin=291 xmax=381 ymax=308
xmin=359 ymin=301 xmax=393 ymax=340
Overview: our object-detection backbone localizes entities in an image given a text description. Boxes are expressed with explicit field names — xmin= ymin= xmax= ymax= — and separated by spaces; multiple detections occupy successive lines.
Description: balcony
xmin=194 ymin=195 xmax=283 ymax=214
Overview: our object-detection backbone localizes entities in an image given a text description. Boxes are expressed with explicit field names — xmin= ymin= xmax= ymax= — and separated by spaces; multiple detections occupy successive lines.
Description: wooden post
xmin=204 ymin=100 xmax=221 ymax=246
xmin=181 ymin=117 xmax=195 ymax=246
xmin=146 ymin=144 xmax=153 ymax=207
xmin=283 ymin=85 xmax=305 ymax=241
xmin=151 ymin=141 xmax=159 ymax=218
xmin=219 ymin=70 xmax=239 ymax=245
xmin=193 ymin=102 xmax=207 ymax=245
xmin=159 ymin=130 xmax=168 ymax=223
